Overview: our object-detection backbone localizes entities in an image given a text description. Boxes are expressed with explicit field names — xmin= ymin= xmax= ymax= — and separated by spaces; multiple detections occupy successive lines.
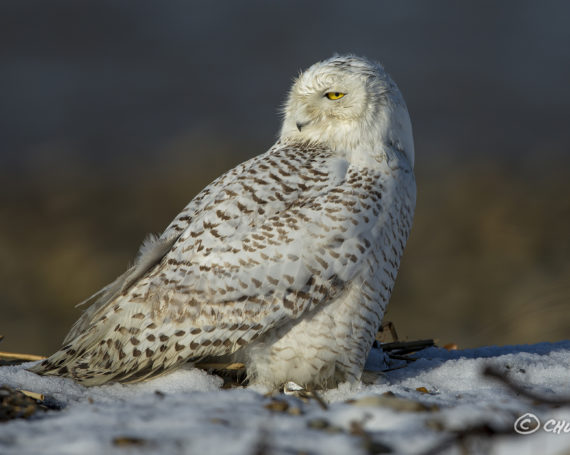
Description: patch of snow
xmin=1 ymin=341 xmax=569 ymax=454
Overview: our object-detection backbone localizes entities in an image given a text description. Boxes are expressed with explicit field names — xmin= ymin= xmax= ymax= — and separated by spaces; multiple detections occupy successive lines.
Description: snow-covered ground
xmin=1 ymin=341 xmax=569 ymax=455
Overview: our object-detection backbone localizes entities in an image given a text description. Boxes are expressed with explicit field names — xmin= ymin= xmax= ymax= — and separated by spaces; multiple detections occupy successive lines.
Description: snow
xmin=1 ymin=341 xmax=569 ymax=455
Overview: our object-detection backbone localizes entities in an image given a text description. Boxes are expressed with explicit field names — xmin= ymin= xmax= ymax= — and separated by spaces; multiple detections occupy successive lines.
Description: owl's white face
xmin=280 ymin=55 xmax=414 ymax=168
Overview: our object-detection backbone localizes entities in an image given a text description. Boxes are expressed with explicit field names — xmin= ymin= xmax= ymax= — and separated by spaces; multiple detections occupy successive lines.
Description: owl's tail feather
xmin=28 ymin=355 xmax=186 ymax=387
xmin=28 ymin=233 xmax=183 ymax=385
xmin=27 ymin=320 xmax=203 ymax=386
xmin=62 ymin=234 xmax=178 ymax=345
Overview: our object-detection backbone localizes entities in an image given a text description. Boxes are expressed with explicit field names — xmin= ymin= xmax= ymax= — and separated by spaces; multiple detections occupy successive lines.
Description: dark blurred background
xmin=1 ymin=1 xmax=569 ymax=355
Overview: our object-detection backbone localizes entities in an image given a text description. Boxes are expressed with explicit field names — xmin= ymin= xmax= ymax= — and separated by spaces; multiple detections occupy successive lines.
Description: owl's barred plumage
xmin=29 ymin=55 xmax=416 ymax=388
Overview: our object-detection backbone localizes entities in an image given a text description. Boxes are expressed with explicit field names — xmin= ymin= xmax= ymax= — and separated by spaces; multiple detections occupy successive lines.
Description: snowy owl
xmin=30 ymin=55 xmax=416 ymax=389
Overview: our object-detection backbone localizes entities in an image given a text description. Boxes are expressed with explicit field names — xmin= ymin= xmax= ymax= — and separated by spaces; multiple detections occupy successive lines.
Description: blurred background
xmin=1 ymin=1 xmax=568 ymax=355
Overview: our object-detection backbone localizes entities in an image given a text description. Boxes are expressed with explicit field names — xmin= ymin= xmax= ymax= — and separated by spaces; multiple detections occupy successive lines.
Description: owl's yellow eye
xmin=325 ymin=92 xmax=345 ymax=100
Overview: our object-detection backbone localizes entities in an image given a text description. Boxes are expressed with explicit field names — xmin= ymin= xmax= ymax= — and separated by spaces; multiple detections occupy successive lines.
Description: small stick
xmin=381 ymin=364 xmax=410 ymax=373
xmin=224 ymin=363 xmax=246 ymax=370
xmin=304 ymin=385 xmax=328 ymax=410
xmin=19 ymin=390 xmax=45 ymax=401
xmin=194 ymin=362 xmax=245 ymax=371
xmin=387 ymin=354 xmax=417 ymax=362
xmin=376 ymin=321 xmax=399 ymax=342
xmin=483 ymin=365 xmax=570 ymax=406
xmin=381 ymin=339 xmax=435 ymax=353
xmin=0 ymin=351 xmax=46 ymax=361
xmin=420 ymin=422 xmax=510 ymax=455
xmin=310 ymin=389 xmax=329 ymax=411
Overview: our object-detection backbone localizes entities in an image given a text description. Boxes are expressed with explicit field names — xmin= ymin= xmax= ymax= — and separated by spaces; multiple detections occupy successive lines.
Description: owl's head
xmin=280 ymin=55 xmax=414 ymax=168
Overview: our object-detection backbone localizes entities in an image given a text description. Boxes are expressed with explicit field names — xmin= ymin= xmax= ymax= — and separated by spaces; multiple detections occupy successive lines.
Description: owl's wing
xmin=31 ymin=142 xmax=404 ymax=384
xmin=62 ymin=153 xmax=267 ymax=343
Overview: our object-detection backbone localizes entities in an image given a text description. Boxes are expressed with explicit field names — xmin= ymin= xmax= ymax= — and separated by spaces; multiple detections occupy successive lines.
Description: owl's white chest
xmin=239 ymin=157 xmax=415 ymax=388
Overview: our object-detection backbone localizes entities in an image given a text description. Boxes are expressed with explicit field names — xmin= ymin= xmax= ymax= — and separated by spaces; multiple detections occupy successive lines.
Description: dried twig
xmin=483 ymin=365 xmax=570 ymax=406
xmin=0 ymin=351 xmax=46 ymax=361
xmin=0 ymin=386 xmax=47 ymax=421
xmin=19 ymin=390 xmax=44 ymax=401
xmin=194 ymin=362 xmax=245 ymax=371
xmin=112 ymin=436 xmax=148 ymax=447
xmin=418 ymin=365 xmax=570 ymax=454
xmin=308 ymin=388 xmax=328 ymax=411
xmin=194 ymin=361 xmax=247 ymax=388
xmin=386 ymin=353 xmax=418 ymax=362
xmin=375 ymin=321 xmax=399 ymax=343
xmin=380 ymin=339 xmax=435 ymax=355
xmin=420 ymin=422 xmax=511 ymax=455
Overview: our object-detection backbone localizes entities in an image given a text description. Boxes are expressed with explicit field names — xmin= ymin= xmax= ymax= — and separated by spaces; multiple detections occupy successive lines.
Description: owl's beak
xmin=296 ymin=120 xmax=310 ymax=132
